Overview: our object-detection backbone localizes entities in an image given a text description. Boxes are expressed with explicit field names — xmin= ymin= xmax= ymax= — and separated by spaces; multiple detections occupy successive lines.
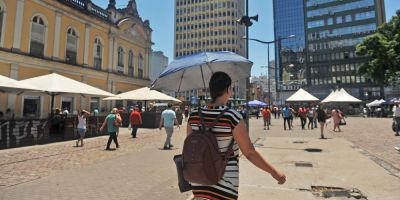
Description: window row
xmin=306 ymin=0 xmax=336 ymax=7
xmin=311 ymin=75 xmax=368 ymax=85
xmin=117 ymin=47 xmax=144 ymax=78
xmin=176 ymin=29 xmax=237 ymax=39
xmin=176 ymin=39 xmax=239 ymax=49
xmin=176 ymin=20 xmax=238 ymax=31
xmin=176 ymin=1 xmax=237 ymax=14
xmin=176 ymin=48 xmax=239 ymax=57
xmin=307 ymin=23 xmax=376 ymax=41
xmin=307 ymin=11 xmax=376 ymax=28
xmin=307 ymin=37 xmax=364 ymax=52
xmin=176 ymin=10 xmax=238 ymax=21
xmin=307 ymin=0 xmax=374 ymax=18
xmin=310 ymin=63 xmax=361 ymax=74
xmin=309 ymin=51 xmax=359 ymax=62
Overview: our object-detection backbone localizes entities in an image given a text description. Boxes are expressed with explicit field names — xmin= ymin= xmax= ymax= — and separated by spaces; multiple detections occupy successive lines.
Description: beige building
xmin=0 ymin=0 xmax=152 ymax=118
xmin=174 ymin=0 xmax=246 ymax=100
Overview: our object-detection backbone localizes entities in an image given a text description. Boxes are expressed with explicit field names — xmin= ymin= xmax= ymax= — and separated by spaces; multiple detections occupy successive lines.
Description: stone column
xmin=108 ymin=33 xmax=115 ymax=72
xmin=12 ymin=0 xmax=25 ymax=51
xmin=83 ymin=23 xmax=91 ymax=66
xmin=52 ymin=10 xmax=62 ymax=59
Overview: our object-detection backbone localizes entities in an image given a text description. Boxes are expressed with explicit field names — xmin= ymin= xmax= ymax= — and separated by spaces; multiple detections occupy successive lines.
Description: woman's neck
xmin=211 ymin=98 xmax=227 ymax=107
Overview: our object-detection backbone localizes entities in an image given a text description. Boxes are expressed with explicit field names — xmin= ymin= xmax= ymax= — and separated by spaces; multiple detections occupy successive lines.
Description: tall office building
xmin=273 ymin=0 xmax=307 ymax=102
xmin=305 ymin=0 xmax=385 ymax=99
xmin=174 ymin=0 xmax=247 ymax=100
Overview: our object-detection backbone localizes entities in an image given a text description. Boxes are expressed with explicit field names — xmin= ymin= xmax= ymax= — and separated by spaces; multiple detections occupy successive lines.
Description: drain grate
xmin=292 ymin=141 xmax=306 ymax=144
xmin=295 ymin=162 xmax=313 ymax=167
xmin=304 ymin=148 xmax=323 ymax=152
xmin=310 ymin=186 xmax=367 ymax=199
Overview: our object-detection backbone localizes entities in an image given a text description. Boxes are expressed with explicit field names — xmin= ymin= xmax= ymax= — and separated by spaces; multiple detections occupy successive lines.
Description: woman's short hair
xmin=111 ymin=108 xmax=118 ymax=114
xmin=209 ymin=71 xmax=232 ymax=102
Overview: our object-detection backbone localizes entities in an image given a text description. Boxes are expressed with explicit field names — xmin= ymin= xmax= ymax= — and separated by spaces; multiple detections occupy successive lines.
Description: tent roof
xmin=19 ymin=73 xmax=115 ymax=97
xmin=321 ymin=89 xmax=339 ymax=103
xmin=286 ymin=88 xmax=319 ymax=102
xmin=321 ymin=88 xmax=362 ymax=103
xmin=103 ymin=87 xmax=181 ymax=102
xmin=0 ymin=75 xmax=41 ymax=93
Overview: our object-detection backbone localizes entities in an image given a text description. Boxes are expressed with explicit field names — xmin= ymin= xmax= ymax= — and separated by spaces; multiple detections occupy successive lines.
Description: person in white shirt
xmin=393 ymin=103 xmax=400 ymax=136
xmin=76 ymin=110 xmax=90 ymax=147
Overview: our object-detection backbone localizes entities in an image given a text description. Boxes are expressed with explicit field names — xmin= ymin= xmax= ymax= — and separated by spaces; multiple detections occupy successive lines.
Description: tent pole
xmin=50 ymin=93 xmax=55 ymax=119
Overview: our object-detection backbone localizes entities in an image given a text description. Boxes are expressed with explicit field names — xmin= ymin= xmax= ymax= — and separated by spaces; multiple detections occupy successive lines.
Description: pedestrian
xmin=76 ymin=109 xmax=90 ymax=147
xmin=317 ymin=105 xmax=327 ymax=139
xmin=5 ymin=108 xmax=14 ymax=120
xmin=100 ymin=108 xmax=121 ymax=150
xmin=289 ymin=105 xmax=295 ymax=128
xmin=184 ymin=106 xmax=189 ymax=121
xmin=307 ymin=107 xmax=314 ymax=129
xmin=282 ymin=105 xmax=291 ymax=130
xmin=262 ymin=106 xmax=271 ymax=130
xmin=298 ymin=106 xmax=307 ymax=130
xmin=312 ymin=106 xmax=318 ymax=128
xmin=129 ymin=106 xmax=142 ymax=138
xmin=159 ymin=103 xmax=180 ymax=149
xmin=187 ymin=71 xmax=286 ymax=200
xmin=393 ymin=102 xmax=400 ymax=136
xmin=332 ymin=108 xmax=342 ymax=132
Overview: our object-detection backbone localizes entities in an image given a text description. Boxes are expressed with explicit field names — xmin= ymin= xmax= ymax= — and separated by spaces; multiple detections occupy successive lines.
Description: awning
xmin=103 ymin=87 xmax=181 ymax=102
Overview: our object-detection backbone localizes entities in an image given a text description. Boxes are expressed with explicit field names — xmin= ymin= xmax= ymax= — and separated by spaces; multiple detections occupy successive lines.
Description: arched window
xmin=128 ymin=50 xmax=134 ymax=77
xmin=93 ymin=38 xmax=102 ymax=69
xmin=30 ymin=16 xmax=46 ymax=57
xmin=138 ymin=54 xmax=143 ymax=79
xmin=0 ymin=4 xmax=5 ymax=46
xmin=66 ymin=28 xmax=78 ymax=64
xmin=117 ymin=46 xmax=124 ymax=73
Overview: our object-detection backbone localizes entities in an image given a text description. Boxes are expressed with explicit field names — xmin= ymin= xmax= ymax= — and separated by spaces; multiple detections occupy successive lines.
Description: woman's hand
xmin=271 ymin=170 xmax=286 ymax=184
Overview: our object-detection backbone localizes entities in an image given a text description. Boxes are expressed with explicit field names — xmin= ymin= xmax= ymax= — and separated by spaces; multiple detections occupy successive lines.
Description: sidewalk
xmin=239 ymin=135 xmax=400 ymax=199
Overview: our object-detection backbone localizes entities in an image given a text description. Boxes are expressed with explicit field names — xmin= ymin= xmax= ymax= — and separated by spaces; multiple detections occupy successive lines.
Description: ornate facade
xmin=0 ymin=0 xmax=152 ymax=118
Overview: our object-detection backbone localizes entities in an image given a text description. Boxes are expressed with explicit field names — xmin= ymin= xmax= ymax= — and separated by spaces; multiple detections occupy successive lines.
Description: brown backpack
xmin=182 ymin=108 xmax=234 ymax=185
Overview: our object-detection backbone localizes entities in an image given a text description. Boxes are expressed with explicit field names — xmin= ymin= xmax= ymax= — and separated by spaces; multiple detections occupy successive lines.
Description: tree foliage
xmin=356 ymin=10 xmax=400 ymax=86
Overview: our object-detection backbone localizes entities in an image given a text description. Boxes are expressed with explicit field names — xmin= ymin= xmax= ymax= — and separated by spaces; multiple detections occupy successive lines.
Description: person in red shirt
xmin=262 ymin=106 xmax=271 ymax=130
xmin=129 ymin=106 xmax=142 ymax=138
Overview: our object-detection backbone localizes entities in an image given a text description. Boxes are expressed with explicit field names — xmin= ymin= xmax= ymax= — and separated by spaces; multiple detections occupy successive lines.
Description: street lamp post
xmin=244 ymin=35 xmax=295 ymax=106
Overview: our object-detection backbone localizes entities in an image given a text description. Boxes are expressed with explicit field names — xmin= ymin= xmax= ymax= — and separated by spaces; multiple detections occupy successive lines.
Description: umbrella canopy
xmin=20 ymin=73 xmax=115 ymax=97
xmin=151 ymin=51 xmax=252 ymax=92
xmin=286 ymin=88 xmax=319 ymax=102
xmin=0 ymin=74 xmax=41 ymax=93
xmin=323 ymin=88 xmax=362 ymax=103
xmin=103 ymin=87 xmax=181 ymax=102
xmin=247 ymin=100 xmax=267 ymax=107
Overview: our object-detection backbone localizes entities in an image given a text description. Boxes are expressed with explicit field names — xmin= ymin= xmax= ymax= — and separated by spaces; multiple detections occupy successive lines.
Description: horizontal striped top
xmin=188 ymin=106 xmax=243 ymax=200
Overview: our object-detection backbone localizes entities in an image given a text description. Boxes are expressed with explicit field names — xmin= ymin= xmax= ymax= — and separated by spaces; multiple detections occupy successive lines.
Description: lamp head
xmin=250 ymin=15 xmax=258 ymax=22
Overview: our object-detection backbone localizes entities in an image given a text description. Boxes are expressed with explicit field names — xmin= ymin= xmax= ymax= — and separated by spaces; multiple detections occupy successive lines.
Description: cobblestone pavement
xmin=0 ymin=117 xmax=398 ymax=200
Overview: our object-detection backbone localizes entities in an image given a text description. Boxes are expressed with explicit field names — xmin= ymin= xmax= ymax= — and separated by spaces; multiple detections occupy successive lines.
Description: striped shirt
xmin=188 ymin=106 xmax=243 ymax=200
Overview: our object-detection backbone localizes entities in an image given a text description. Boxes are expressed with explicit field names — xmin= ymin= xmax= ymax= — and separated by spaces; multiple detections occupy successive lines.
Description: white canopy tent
xmin=286 ymin=88 xmax=319 ymax=102
xmin=0 ymin=74 xmax=41 ymax=93
xmin=103 ymin=87 xmax=181 ymax=103
xmin=321 ymin=89 xmax=339 ymax=103
xmin=322 ymin=88 xmax=362 ymax=103
xmin=366 ymin=99 xmax=385 ymax=107
xmin=20 ymin=73 xmax=115 ymax=116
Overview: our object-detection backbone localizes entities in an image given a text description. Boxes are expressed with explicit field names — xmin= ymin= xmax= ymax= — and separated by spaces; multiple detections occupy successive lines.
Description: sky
xmin=92 ymin=0 xmax=400 ymax=77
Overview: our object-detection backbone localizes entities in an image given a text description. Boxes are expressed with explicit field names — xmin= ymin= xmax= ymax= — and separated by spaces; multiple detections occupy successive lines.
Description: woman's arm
xmin=100 ymin=117 xmax=107 ymax=132
xmin=232 ymin=120 xmax=286 ymax=184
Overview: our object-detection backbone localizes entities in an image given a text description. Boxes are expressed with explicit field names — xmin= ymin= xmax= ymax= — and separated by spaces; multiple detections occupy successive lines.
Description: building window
xmin=345 ymin=14 xmax=352 ymax=22
xmin=66 ymin=28 xmax=78 ymax=64
xmin=336 ymin=16 xmax=342 ymax=24
xmin=94 ymin=38 xmax=102 ymax=69
xmin=61 ymin=97 xmax=73 ymax=114
xmin=30 ymin=16 xmax=46 ymax=57
xmin=117 ymin=46 xmax=124 ymax=73
xmin=128 ymin=50 xmax=134 ymax=77
xmin=138 ymin=54 xmax=143 ymax=79
xmin=23 ymin=96 xmax=41 ymax=118
xmin=90 ymin=97 xmax=100 ymax=113
xmin=0 ymin=5 xmax=4 ymax=46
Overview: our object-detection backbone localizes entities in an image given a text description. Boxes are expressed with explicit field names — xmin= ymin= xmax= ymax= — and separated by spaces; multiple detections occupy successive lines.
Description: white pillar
xmin=52 ymin=10 xmax=62 ymax=59
xmin=12 ymin=0 xmax=25 ymax=51
xmin=80 ymin=75 xmax=87 ymax=110
xmin=83 ymin=23 xmax=91 ymax=66
xmin=8 ymin=64 xmax=19 ymax=114
xmin=108 ymin=34 xmax=115 ymax=72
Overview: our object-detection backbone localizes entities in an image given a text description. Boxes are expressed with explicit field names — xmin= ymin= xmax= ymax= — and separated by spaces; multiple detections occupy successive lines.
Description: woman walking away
xmin=76 ymin=109 xmax=90 ymax=147
xmin=187 ymin=72 xmax=286 ymax=200
xmin=100 ymin=108 xmax=122 ymax=150
xmin=331 ymin=108 xmax=342 ymax=132
xmin=307 ymin=107 xmax=314 ymax=129
xmin=317 ymin=106 xmax=327 ymax=139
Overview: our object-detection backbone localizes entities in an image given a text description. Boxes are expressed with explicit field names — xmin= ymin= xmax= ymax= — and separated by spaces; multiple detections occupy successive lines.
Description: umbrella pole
xmin=50 ymin=93 xmax=55 ymax=119
xmin=200 ymin=65 xmax=208 ymax=105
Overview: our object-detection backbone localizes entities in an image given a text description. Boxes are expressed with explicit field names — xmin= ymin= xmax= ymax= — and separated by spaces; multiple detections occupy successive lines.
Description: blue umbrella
xmin=151 ymin=51 xmax=253 ymax=92
xmin=247 ymin=100 xmax=268 ymax=107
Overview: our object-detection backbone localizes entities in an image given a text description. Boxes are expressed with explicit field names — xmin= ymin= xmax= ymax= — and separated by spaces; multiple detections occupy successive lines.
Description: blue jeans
xmin=395 ymin=117 xmax=400 ymax=135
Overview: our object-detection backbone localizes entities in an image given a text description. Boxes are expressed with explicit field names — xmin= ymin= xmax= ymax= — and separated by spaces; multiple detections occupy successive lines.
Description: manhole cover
xmin=310 ymin=186 xmax=367 ymax=199
xmin=304 ymin=148 xmax=323 ymax=152
xmin=295 ymin=162 xmax=313 ymax=167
